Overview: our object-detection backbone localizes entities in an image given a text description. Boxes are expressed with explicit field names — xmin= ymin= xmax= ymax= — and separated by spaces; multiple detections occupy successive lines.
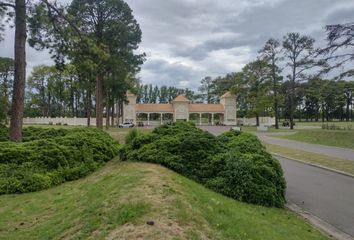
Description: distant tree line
xmin=136 ymin=84 xmax=197 ymax=103
xmin=1 ymin=0 xmax=354 ymax=142
xmin=197 ymin=30 xmax=354 ymax=128
xmin=1 ymin=0 xmax=144 ymax=141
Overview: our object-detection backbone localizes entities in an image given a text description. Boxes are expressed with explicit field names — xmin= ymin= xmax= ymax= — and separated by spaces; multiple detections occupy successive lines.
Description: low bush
xmin=22 ymin=127 xmax=69 ymax=142
xmin=0 ymin=127 xmax=119 ymax=194
xmin=125 ymin=128 xmax=139 ymax=145
xmin=121 ymin=123 xmax=286 ymax=207
xmin=0 ymin=124 xmax=8 ymax=141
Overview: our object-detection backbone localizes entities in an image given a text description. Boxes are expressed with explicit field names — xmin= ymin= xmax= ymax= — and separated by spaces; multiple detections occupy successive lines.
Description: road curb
xmin=286 ymin=203 xmax=354 ymax=240
xmin=271 ymin=152 xmax=354 ymax=178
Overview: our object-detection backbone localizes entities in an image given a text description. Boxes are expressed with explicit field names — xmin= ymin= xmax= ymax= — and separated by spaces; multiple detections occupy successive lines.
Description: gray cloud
xmin=324 ymin=5 xmax=354 ymax=25
xmin=1 ymin=0 xmax=353 ymax=90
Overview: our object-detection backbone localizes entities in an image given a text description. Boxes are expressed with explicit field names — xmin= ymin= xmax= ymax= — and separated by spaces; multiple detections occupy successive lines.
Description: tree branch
xmin=40 ymin=0 xmax=83 ymax=40
xmin=0 ymin=2 xmax=15 ymax=9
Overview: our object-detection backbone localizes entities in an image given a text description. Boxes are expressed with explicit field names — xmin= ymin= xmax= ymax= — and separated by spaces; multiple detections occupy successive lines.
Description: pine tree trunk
xmin=111 ymin=101 xmax=115 ymax=127
xmin=86 ymin=89 xmax=91 ymax=127
xmin=105 ymin=93 xmax=109 ymax=130
xmin=346 ymin=100 xmax=350 ymax=121
xmin=274 ymin=101 xmax=279 ymax=129
xmin=9 ymin=0 xmax=26 ymax=142
xmin=289 ymin=74 xmax=295 ymax=130
xmin=70 ymin=83 xmax=74 ymax=117
xmin=95 ymin=74 xmax=103 ymax=128
xmin=116 ymin=100 xmax=119 ymax=125
xmin=3 ymin=71 xmax=9 ymax=124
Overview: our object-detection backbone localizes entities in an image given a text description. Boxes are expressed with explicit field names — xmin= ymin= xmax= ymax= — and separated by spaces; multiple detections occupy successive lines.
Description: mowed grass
xmin=0 ymin=160 xmax=329 ymax=240
xmin=275 ymin=129 xmax=354 ymax=150
xmin=295 ymin=121 xmax=354 ymax=129
xmin=0 ymin=161 xmax=149 ymax=240
xmin=265 ymin=143 xmax=354 ymax=176
xmin=106 ymin=127 xmax=153 ymax=143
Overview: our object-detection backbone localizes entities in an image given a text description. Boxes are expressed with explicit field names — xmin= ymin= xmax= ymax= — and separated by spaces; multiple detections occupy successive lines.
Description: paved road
xmin=199 ymin=126 xmax=354 ymax=237
xmin=257 ymin=133 xmax=354 ymax=161
xmin=278 ymin=156 xmax=354 ymax=237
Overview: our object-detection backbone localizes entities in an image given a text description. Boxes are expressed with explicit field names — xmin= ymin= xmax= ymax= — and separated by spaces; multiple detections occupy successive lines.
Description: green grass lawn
xmin=295 ymin=121 xmax=354 ymax=129
xmin=275 ymin=129 xmax=354 ymax=150
xmin=265 ymin=143 xmax=354 ymax=176
xmin=0 ymin=160 xmax=329 ymax=240
xmin=105 ymin=127 xmax=153 ymax=143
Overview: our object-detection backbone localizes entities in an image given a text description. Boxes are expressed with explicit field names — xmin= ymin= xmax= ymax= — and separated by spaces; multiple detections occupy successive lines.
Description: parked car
xmin=118 ymin=122 xmax=135 ymax=128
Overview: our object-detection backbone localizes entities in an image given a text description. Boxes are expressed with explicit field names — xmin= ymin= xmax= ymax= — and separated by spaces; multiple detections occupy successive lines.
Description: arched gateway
xmin=123 ymin=91 xmax=237 ymax=126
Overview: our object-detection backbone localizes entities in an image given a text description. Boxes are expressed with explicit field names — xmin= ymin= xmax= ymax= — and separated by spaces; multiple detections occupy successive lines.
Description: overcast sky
xmin=1 ymin=0 xmax=354 ymax=90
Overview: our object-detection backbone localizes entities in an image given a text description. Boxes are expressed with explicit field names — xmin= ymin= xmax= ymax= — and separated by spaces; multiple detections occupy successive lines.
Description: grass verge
xmin=294 ymin=121 xmax=354 ymax=129
xmin=275 ymin=129 xmax=354 ymax=150
xmin=105 ymin=127 xmax=153 ymax=143
xmin=0 ymin=160 xmax=329 ymax=240
xmin=265 ymin=143 xmax=354 ymax=176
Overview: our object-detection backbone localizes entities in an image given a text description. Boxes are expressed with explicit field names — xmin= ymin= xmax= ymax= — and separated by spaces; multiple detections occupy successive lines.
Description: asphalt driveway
xmin=278 ymin=156 xmax=354 ymax=237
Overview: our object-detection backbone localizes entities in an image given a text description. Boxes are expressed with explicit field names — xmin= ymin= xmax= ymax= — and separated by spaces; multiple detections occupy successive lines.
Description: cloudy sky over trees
xmin=1 ymin=0 xmax=354 ymax=90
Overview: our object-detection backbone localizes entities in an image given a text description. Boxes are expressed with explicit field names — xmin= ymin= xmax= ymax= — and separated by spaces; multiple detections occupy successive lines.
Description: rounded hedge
xmin=122 ymin=122 xmax=286 ymax=207
xmin=0 ymin=127 xmax=119 ymax=194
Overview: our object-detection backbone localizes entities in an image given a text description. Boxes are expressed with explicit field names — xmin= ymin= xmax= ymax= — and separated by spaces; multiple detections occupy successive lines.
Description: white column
xmin=147 ymin=113 xmax=150 ymax=126
xmin=212 ymin=113 xmax=214 ymax=126
xmin=160 ymin=113 xmax=163 ymax=125
xmin=199 ymin=113 xmax=202 ymax=126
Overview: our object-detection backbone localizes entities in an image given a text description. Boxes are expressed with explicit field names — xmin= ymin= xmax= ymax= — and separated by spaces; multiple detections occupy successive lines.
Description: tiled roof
xmin=172 ymin=95 xmax=190 ymax=102
xmin=189 ymin=104 xmax=224 ymax=112
xmin=136 ymin=104 xmax=173 ymax=112
xmin=135 ymin=103 xmax=225 ymax=113
xmin=220 ymin=91 xmax=233 ymax=99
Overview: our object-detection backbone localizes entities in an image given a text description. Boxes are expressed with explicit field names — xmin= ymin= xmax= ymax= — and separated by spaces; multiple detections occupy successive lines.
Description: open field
xmin=0 ymin=160 xmax=329 ymax=240
xmin=265 ymin=143 xmax=354 ymax=176
xmin=275 ymin=129 xmax=354 ymax=150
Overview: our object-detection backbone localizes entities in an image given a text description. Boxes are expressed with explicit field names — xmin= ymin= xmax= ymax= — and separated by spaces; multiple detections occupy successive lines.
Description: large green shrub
xmin=22 ymin=127 xmax=69 ymax=142
xmin=122 ymin=122 xmax=286 ymax=207
xmin=205 ymin=151 xmax=285 ymax=207
xmin=0 ymin=127 xmax=119 ymax=194
xmin=121 ymin=122 xmax=223 ymax=182
xmin=0 ymin=124 xmax=8 ymax=142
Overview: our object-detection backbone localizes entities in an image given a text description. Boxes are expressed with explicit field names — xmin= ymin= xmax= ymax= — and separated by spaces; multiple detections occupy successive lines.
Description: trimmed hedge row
xmin=120 ymin=122 xmax=286 ymax=207
xmin=0 ymin=127 xmax=119 ymax=194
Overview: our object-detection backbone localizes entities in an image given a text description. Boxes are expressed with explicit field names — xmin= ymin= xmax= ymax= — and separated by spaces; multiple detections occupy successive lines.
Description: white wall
xmin=23 ymin=117 xmax=108 ymax=126
xmin=23 ymin=116 xmax=276 ymax=127
xmin=173 ymin=102 xmax=189 ymax=121
xmin=237 ymin=117 xmax=275 ymax=126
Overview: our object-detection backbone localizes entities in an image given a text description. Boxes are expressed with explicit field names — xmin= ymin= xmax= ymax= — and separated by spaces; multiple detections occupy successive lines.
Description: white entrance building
xmin=123 ymin=91 xmax=237 ymax=126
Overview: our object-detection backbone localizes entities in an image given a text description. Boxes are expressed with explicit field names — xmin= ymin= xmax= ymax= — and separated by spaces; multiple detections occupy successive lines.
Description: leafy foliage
xmin=125 ymin=128 xmax=139 ymax=145
xmin=0 ymin=123 xmax=8 ymax=141
xmin=0 ymin=127 xmax=119 ymax=194
xmin=121 ymin=122 xmax=286 ymax=207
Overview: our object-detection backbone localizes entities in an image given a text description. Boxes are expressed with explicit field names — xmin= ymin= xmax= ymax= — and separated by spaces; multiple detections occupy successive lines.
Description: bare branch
xmin=0 ymin=2 xmax=15 ymax=9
